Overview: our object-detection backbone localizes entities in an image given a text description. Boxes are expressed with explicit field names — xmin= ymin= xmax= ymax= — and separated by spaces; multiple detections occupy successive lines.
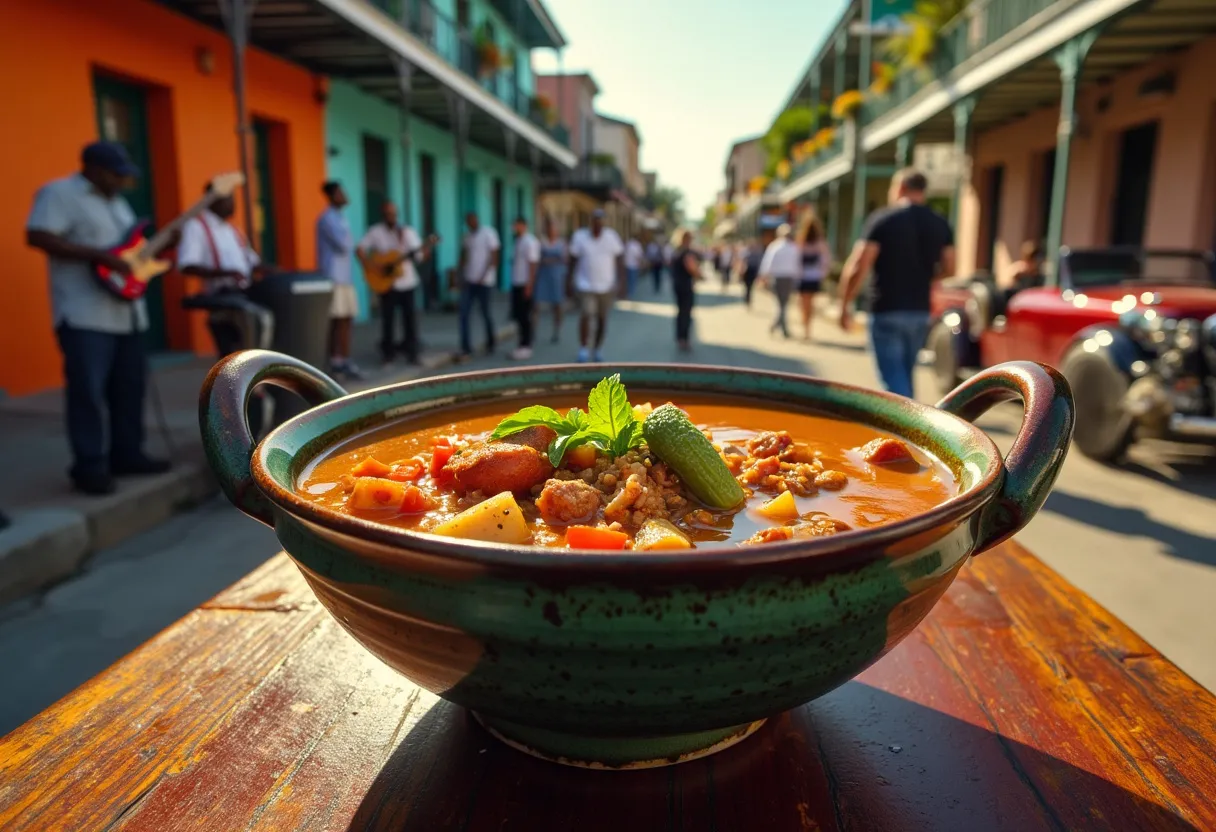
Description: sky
xmin=532 ymin=0 xmax=848 ymax=219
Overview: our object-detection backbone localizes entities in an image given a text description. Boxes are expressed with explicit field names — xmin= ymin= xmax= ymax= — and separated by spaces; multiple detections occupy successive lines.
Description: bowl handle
xmin=199 ymin=350 xmax=347 ymax=527
xmin=935 ymin=361 xmax=1074 ymax=554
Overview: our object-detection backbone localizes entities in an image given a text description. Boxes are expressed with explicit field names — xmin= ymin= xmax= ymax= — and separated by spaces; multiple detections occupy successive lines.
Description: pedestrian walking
xmin=568 ymin=208 xmax=624 ymax=363
xmin=795 ymin=209 xmax=832 ymax=342
xmin=624 ymin=235 xmax=644 ymax=298
xmin=509 ymin=216 xmax=541 ymax=360
xmin=646 ymin=238 xmax=664 ymax=292
xmin=317 ymin=181 xmax=362 ymax=379
xmin=356 ymin=200 xmax=432 ymax=366
xmin=741 ymin=240 xmax=763 ymax=308
xmin=837 ymin=168 xmax=956 ymax=399
xmin=717 ymin=244 xmax=733 ymax=287
xmin=25 ymin=141 xmax=172 ymax=495
xmin=758 ymin=223 xmax=801 ymax=338
xmin=458 ymin=211 xmax=501 ymax=358
xmin=670 ymin=230 xmax=701 ymax=351
xmin=535 ymin=217 xmax=567 ymax=343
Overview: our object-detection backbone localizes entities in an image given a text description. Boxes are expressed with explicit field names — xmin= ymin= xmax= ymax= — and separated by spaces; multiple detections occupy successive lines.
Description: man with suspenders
xmin=176 ymin=181 xmax=274 ymax=356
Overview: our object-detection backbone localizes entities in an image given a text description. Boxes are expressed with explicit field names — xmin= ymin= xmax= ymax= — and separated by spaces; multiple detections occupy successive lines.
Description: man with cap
xmin=567 ymin=208 xmax=624 ymax=363
xmin=26 ymin=141 xmax=171 ymax=495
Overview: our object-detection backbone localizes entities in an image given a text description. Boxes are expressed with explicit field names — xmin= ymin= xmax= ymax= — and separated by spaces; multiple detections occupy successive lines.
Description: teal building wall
xmin=324 ymin=79 xmax=536 ymax=318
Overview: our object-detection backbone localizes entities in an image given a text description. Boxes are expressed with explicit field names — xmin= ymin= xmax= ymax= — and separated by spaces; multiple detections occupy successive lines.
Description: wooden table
xmin=2 ymin=540 xmax=1214 ymax=832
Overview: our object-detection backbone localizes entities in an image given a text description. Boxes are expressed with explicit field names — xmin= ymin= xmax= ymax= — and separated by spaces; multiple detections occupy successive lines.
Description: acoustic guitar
xmin=93 ymin=171 xmax=245 ymax=301
xmin=362 ymin=233 xmax=440 ymax=295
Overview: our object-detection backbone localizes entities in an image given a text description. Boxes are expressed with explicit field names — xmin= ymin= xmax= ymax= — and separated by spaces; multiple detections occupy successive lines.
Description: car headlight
xmin=1120 ymin=310 xmax=1201 ymax=354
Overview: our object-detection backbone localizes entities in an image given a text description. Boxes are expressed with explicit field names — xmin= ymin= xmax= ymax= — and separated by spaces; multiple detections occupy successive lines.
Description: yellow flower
xmin=775 ymin=160 xmax=791 ymax=180
xmin=831 ymin=90 xmax=865 ymax=121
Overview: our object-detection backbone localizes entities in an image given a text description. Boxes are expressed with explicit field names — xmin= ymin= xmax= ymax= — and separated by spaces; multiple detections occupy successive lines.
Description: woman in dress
xmin=794 ymin=208 xmax=832 ymax=341
xmin=533 ymin=216 xmax=568 ymax=343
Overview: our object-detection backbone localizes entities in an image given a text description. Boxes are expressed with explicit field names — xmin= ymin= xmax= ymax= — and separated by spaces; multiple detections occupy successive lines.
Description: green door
xmin=253 ymin=120 xmax=278 ymax=263
xmin=92 ymin=73 xmax=166 ymax=350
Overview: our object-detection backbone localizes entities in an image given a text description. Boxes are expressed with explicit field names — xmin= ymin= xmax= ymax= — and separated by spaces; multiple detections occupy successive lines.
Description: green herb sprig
xmin=490 ymin=375 xmax=645 ymax=465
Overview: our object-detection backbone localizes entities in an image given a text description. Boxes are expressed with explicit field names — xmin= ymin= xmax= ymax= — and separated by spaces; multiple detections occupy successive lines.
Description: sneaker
xmin=510 ymin=346 xmax=533 ymax=360
xmin=344 ymin=361 xmax=366 ymax=381
xmin=111 ymin=456 xmax=172 ymax=476
xmin=577 ymin=347 xmax=590 ymax=363
xmin=592 ymin=350 xmax=604 ymax=362
xmin=72 ymin=471 xmax=117 ymax=495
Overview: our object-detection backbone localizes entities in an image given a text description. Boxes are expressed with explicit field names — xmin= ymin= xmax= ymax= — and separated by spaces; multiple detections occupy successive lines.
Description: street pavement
xmin=2 ymin=276 xmax=1214 ymax=735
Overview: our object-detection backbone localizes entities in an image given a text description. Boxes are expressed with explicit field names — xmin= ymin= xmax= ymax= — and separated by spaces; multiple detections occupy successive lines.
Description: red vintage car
xmin=928 ymin=247 xmax=1216 ymax=461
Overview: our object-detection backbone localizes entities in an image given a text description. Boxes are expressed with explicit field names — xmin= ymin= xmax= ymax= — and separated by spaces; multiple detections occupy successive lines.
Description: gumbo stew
xmin=299 ymin=376 xmax=956 ymax=550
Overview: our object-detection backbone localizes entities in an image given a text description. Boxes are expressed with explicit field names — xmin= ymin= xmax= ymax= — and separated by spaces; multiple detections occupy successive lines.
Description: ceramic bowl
xmin=200 ymin=352 xmax=1073 ymax=769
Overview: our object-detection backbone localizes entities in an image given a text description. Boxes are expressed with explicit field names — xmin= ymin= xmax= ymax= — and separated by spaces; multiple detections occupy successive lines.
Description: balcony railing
xmin=367 ymin=0 xmax=569 ymax=145
xmin=865 ymin=0 xmax=1064 ymax=124
xmin=539 ymin=159 xmax=625 ymax=190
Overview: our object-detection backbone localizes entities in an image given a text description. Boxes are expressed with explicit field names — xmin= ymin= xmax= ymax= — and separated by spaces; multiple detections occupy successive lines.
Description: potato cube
xmin=431 ymin=491 xmax=531 ymax=544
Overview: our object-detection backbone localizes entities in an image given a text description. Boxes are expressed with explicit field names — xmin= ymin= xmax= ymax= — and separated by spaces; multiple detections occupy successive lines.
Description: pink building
xmin=534 ymin=72 xmax=600 ymax=159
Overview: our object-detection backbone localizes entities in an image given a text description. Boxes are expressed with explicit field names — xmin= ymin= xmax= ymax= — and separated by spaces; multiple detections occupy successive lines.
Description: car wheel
xmin=1060 ymin=346 xmax=1133 ymax=462
xmin=927 ymin=322 xmax=963 ymax=395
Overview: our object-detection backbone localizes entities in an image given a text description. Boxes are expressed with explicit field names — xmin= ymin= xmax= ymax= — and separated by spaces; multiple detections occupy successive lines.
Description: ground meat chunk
xmin=857 ymin=437 xmax=915 ymax=465
xmin=739 ymin=455 xmax=781 ymax=485
xmin=536 ymin=478 xmax=602 ymax=525
xmin=744 ymin=514 xmax=850 ymax=545
xmin=747 ymin=431 xmax=793 ymax=459
xmin=443 ymin=443 xmax=553 ymax=494
xmin=499 ymin=425 xmax=558 ymax=453
xmin=603 ymin=474 xmax=644 ymax=522
xmin=814 ymin=470 xmax=848 ymax=491
xmin=744 ymin=527 xmax=794 ymax=545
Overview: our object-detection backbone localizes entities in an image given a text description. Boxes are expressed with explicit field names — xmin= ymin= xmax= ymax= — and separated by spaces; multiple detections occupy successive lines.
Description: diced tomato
xmin=429 ymin=444 xmax=456 ymax=478
xmin=387 ymin=457 xmax=425 ymax=482
xmin=431 ymin=435 xmax=453 ymax=448
xmin=566 ymin=525 xmax=629 ymax=550
xmin=565 ymin=444 xmax=597 ymax=471
xmin=350 ymin=456 xmax=392 ymax=478
xmin=400 ymin=484 xmax=436 ymax=514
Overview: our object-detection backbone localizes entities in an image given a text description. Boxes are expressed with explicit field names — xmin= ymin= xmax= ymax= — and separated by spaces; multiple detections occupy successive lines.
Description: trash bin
xmin=247 ymin=271 xmax=334 ymax=426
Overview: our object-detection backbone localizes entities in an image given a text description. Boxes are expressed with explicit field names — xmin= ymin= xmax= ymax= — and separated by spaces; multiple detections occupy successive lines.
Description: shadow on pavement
xmin=1043 ymin=489 xmax=1216 ymax=567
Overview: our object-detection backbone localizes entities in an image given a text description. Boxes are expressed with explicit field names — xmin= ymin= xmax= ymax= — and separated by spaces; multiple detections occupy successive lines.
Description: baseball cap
xmin=591 ymin=208 xmax=606 ymax=219
xmin=82 ymin=141 xmax=140 ymax=178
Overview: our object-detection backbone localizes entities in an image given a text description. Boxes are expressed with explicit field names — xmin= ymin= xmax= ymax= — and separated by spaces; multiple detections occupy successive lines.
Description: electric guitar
xmin=362 ymin=233 xmax=440 ymax=295
xmin=93 ymin=171 xmax=245 ymax=301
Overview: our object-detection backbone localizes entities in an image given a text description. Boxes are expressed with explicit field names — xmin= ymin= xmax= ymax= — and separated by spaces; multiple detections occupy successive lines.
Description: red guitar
xmin=93 ymin=171 xmax=245 ymax=301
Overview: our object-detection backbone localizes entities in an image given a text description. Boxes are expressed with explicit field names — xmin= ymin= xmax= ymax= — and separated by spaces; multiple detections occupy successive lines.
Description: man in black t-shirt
xmin=837 ymin=168 xmax=956 ymax=399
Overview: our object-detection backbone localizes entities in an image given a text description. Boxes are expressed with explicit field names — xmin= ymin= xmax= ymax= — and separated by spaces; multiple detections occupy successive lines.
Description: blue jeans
xmin=56 ymin=325 xmax=147 ymax=479
xmin=869 ymin=311 xmax=931 ymax=399
xmin=459 ymin=283 xmax=495 ymax=354
xmin=626 ymin=267 xmax=638 ymax=298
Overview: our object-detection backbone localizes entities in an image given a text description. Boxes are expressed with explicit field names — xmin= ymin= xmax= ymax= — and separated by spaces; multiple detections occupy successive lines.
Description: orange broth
xmin=298 ymin=396 xmax=957 ymax=550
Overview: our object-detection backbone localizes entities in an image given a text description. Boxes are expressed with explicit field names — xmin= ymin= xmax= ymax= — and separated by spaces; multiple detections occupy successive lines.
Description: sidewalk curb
xmin=0 ymin=326 xmax=514 ymax=608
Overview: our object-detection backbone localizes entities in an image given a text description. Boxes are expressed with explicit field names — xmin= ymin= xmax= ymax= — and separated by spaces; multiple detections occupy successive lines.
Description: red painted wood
xmin=1 ymin=541 xmax=1213 ymax=831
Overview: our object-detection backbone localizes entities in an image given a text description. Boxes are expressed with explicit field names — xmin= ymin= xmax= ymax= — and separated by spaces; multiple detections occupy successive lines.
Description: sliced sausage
xmin=443 ymin=443 xmax=553 ymax=494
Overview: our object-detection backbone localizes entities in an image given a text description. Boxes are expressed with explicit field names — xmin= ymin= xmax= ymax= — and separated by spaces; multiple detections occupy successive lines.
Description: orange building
xmin=0 ymin=0 xmax=326 ymax=396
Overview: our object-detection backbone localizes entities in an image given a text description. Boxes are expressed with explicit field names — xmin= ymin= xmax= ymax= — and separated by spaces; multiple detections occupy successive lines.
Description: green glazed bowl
xmin=200 ymin=352 xmax=1073 ymax=769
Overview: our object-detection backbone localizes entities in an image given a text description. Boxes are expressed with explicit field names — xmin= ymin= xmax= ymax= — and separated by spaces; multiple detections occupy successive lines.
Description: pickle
xmin=642 ymin=405 xmax=745 ymax=509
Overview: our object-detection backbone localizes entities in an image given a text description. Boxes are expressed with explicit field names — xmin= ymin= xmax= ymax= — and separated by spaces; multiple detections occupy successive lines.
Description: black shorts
xmin=798 ymin=279 xmax=821 ymax=295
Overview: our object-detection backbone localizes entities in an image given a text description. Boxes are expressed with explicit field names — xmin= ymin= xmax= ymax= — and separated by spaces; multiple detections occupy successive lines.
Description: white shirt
xmin=177 ymin=210 xmax=260 ymax=292
xmin=624 ymin=239 xmax=644 ymax=269
xmin=662 ymin=243 xmax=674 ymax=265
xmin=511 ymin=232 xmax=541 ymax=287
xmin=759 ymin=238 xmax=801 ymax=279
xmin=570 ymin=227 xmax=624 ymax=293
xmin=462 ymin=225 xmax=501 ymax=286
xmin=359 ymin=223 xmax=422 ymax=290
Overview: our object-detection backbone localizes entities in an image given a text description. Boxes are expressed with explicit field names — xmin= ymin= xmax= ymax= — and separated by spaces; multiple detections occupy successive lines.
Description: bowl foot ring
xmin=471 ymin=712 xmax=767 ymax=769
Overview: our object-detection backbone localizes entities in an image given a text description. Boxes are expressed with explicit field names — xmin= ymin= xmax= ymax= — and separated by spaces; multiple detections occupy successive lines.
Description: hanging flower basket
xmin=869 ymin=61 xmax=897 ymax=96
xmin=748 ymin=175 xmax=771 ymax=194
xmin=531 ymin=93 xmax=557 ymax=126
xmin=477 ymin=41 xmax=504 ymax=77
xmin=813 ymin=127 xmax=836 ymax=150
xmin=831 ymin=90 xmax=866 ymax=121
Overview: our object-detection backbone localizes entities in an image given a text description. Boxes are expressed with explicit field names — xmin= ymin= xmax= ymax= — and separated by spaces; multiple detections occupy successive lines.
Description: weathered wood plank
xmin=0 ymin=541 xmax=1212 ymax=832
